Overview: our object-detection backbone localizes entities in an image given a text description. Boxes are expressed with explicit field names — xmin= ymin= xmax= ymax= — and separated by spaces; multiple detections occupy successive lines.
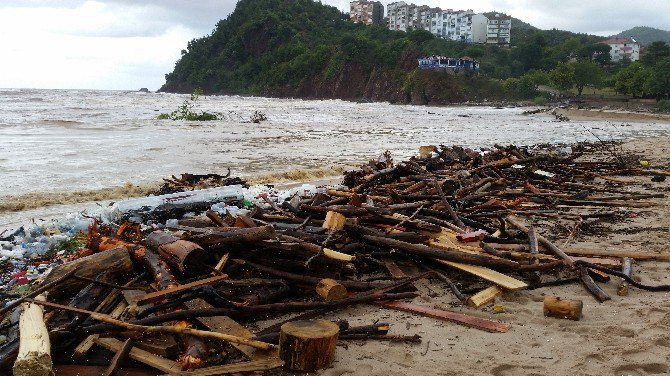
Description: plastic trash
xmin=107 ymin=185 xmax=244 ymax=220
xmin=21 ymin=242 xmax=49 ymax=257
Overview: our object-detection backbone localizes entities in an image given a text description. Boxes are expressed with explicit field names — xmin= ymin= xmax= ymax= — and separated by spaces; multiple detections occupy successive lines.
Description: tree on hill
xmin=548 ymin=62 xmax=575 ymax=92
xmin=572 ymin=60 xmax=602 ymax=96
xmin=645 ymin=57 xmax=670 ymax=99
xmin=641 ymin=41 xmax=670 ymax=66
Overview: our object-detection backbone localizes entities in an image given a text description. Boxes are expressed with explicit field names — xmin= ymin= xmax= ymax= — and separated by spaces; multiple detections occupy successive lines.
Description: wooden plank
xmin=54 ymin=365 xmax=156 ymax=376
xmin=378 ymin=301 xmax=511 ymax=333
xmin=435 ymin=259 xmax=528 ymax=290
xmin=381 ymin=258 xmax=407 ymax=279
xmin=177 ymin=357 xmax=283 ymax=376
xmin=135 ymin=335 xmax=179 ymax=358
xmin=184 ymin=299 xmax=259 ymax=360
xmin=93 ymin=337 xmax=181 ymax=374
xmin=74 ymin=301 xmax=128 ymax=357
xmin=467 ymin=286 xmax=502 ymax=308
xmin=137 ymin=275 xmax=227 ymax=305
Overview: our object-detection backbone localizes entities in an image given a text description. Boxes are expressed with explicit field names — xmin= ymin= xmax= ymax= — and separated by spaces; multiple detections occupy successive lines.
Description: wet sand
xmin=263 ymin=136 xmax=670 ymax=376
xmin=555 ymin=107 xmax=670 ymax=123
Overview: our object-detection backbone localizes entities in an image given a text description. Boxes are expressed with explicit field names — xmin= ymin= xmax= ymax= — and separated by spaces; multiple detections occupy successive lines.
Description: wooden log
xmin=618 ymin=257 xmax=633 ymax=296
xmin=279 ymin=320 xmax=339 ymax=372
xmin=13 ymin=294 xmax=52 ymax=376
xmin=40 ymin=246 xmax=133 ymax=300
xmin=363 ymin=235 xmax=521 ymax=270
xmin=579 ymin=266 xmax=611 ymax=303
xmin=322 ymin=211 xmax=346 ymax=232
xmin=146 ymin=231 xmax=208 ymax=275
xmin=315 ymin=279 xmax=347 ymax=301
xmin=178 ymin=225 xmax=276 ymax=249
xmin=467 ymin=286 xmax=502 ymax=308
xmin=137 ymin=275 xmax=228 ymax=305
xmin=131 ymin=247 xmax=208 ymax=370
xmin=505 ymin=216 xmax=574 ymax=267
xmin=543 ymin=296 xmax=583 ymax=321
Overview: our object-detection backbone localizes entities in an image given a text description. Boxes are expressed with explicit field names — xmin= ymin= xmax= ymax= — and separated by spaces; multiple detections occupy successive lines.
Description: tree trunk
xmin=13 ymin=294 xmax=52 ymax=376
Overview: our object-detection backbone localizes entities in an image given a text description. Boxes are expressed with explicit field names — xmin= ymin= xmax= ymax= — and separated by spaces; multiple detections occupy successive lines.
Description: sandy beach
xmin=291 ymin=135 xmax=670 ymax=376
xmin=554 ymin=107 xmax=670 ymax=124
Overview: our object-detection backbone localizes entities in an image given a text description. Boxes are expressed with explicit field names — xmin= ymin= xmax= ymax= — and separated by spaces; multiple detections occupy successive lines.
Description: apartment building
xmin=384 ymin=2 xmax=509 ymax=44
xmin=349 ymin=0 xmax=384 ymax=26
xmin=486 ymin=13 xmax=512 ymax=45
xmin=601 ymin=38 xmax=640 ymax=62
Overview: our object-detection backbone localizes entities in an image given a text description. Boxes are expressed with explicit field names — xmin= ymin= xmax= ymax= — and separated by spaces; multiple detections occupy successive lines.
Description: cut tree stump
xmin=13 ymin=294 xmax=52 ymax=376
xmin=315 ymin=279 xmax=347 ymax=301
xmin=544 ymin=296 xmax=583 ymax=321
xmin=279 ymin=320 xmax=339 ymax=372
xmin=322 ymin=211 xmax=346 ymax=232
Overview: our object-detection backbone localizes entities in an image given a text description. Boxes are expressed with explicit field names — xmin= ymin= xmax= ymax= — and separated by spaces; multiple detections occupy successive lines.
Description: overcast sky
xmin=1 ymin=0 xmax=668 ymax=90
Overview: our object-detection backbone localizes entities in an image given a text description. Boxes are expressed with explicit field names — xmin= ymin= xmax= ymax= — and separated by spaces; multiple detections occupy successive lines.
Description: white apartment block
xmin=601 ymin=38 xmax=640 ymax=62
xmin=486 ymin=13 xmax=511 ymax=45
xmin=350 ymin=0 xmax=384 ymax=26
xmin=386 ymin=2 xmax=510 ymax=44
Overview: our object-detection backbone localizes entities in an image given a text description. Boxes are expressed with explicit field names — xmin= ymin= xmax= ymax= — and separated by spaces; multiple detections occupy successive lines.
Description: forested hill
xmin=159 ymin=0 xmax=608 ymax=104
xmin=614 ymin=27 xmax=670 ymax=45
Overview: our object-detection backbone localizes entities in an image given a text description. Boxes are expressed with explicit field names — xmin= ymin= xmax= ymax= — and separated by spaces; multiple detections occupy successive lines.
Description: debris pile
xmin=2 ymin=141 xmax=670 ymax=375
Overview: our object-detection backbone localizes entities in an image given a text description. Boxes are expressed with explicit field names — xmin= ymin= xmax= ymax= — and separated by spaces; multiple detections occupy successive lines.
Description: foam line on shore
xmin=0 ymin=166 xmax=349 ymax=213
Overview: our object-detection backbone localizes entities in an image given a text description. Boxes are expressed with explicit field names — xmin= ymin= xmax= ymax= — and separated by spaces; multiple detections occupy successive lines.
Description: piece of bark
xmin=618 ymin=257 xmax=632 ymax=296
xmin=279 ymin=320 xmax=339 ymax=372
xmin=467 ymin=286 xmax=502 ymax=308
xmin=543 ymin=296 xmax=583 ymax=321
xmin=40 ymin=246 xmax=133 ymax=300
xmin=315 ymin=279 xmax=347 ymax=301
xmin=13 ymin=294 xmax=52 ymax=376
xmin=322 ymin=211 xmax=346 ymax=232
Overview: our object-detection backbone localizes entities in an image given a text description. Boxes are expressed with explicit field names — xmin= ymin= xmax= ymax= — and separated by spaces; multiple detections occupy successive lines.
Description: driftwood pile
xmin=2 ymin=141 xmax=670 ymax=375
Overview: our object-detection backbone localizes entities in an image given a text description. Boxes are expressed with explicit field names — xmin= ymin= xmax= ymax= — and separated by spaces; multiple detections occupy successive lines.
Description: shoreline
xmin=553 ymin=107 xmax=670 ymax=123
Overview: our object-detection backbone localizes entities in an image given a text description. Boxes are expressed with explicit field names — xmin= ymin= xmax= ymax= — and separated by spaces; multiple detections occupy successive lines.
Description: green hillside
xmin=614 ymin=26 xmax=670 ymax=45
xmin=160 ymin=0 xmax=670 ymax=103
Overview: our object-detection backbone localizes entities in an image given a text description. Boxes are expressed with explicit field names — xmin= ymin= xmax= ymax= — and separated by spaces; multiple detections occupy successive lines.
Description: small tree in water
xmin=158 ymin=88 xmax=222 ymax=121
